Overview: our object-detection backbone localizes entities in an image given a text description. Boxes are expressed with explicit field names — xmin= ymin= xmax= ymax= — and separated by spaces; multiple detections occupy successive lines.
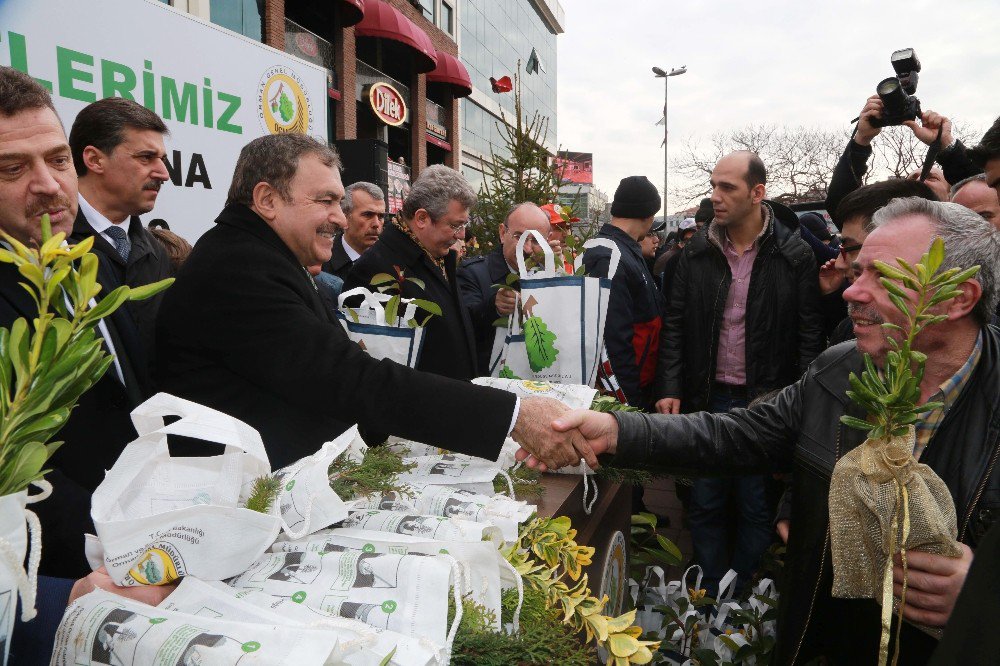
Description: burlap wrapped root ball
xmin=829 ymin=426 xmax=962 ymax=600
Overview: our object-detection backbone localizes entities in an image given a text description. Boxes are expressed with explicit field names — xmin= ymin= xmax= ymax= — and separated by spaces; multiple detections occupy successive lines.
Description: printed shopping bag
xmin=164 ymin=577 xmax=442 ymax=666
xmin=492 ymin=232 xmax=620 ymax=385
xmin=50 ymin=588 xmax=342 ymax=665
xmin=337 ymin=286 xmax=425 ymax=368
xmin=91 ymin=393 xmax=282 ymax=586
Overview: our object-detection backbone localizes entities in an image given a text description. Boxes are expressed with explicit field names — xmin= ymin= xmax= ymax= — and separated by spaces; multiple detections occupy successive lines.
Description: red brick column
xmin=335 ymin=27 xmax=357 ymax=139
xmin=263 ymin=0 xmax=285 ymax=50
xmin=445 ymin=94 xmax=460 ymax=169
xmin=410 ymin=73 xmax=428 ymax=176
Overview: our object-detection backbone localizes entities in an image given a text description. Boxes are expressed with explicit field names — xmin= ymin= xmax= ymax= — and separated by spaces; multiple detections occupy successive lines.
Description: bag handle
xmin=576 ymin=238 xmax=622 ymax=280
xmin=515 ymin=229 xmax=555 ymax=278
xmin=129 ymin=393 xmax=270 ymax=465
xmin=338 ymin=286 xmax=388 ymax=326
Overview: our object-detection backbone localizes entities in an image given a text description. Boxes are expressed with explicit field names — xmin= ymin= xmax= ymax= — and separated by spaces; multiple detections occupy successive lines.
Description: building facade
xmin=458 ymin=0 xmax=563 ymax=193
xmin=160 ymin=0 xmax=474 ymax=213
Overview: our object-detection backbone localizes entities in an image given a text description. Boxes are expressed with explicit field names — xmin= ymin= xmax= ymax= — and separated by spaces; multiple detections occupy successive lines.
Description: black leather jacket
xmin=655 ymin=203 xmax=824 ymax=412
xmin=607 ymin=328 xmax=1000 ymax=664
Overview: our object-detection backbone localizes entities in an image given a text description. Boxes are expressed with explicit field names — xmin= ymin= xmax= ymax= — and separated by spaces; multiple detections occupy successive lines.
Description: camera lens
xmin=876 ymin=76 xmax=908 ymax=115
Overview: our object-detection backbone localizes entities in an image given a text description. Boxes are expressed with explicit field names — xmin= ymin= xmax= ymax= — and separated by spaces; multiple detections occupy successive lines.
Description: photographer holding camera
xmin=825 ymin=49 xmax=981 ymax=217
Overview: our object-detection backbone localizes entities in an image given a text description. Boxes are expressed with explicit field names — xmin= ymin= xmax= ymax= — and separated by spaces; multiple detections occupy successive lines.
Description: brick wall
xmin=335 ymin=25 xmax=358 ymax=140
xmin=262 ymin=0 xmax=285 ymax=50
xmin=385 ymin=0 xmax=458 ymax=57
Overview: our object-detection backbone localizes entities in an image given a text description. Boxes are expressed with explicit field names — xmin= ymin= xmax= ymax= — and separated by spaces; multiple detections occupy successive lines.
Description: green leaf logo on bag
xmin=242 ymin=641 xmax=262 ymax=653
xmin=523 ymin=316 xmax=558 ymax=372
xmin=499 ymin=365 xmax=522 ymax=380
xmin=292 ymin=591 xmax=307 ymax=603
xmin=381 ymin=600 xmax=397 ymax=614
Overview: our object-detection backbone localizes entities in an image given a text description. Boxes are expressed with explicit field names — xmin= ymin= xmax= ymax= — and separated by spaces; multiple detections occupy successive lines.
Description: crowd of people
xmin=2 ymin=59 xmax=1000 ymax=663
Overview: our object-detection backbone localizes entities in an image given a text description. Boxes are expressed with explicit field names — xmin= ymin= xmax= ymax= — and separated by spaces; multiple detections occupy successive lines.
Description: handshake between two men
xmin=511 ymin=399 xmax=617 ymax=472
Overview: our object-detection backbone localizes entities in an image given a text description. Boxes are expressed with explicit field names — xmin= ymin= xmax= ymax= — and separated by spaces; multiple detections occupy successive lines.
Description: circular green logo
xmin=285 ymin=480 xmax=295 ymax=491
xmin=362 ymin=543 xmax=376 ymax=553
xmin=292 ymin=591 xmax=307 ymax=603
xmin=149 ymin=618 xmax=166 ymax=624
xmin=381 ymin=600 xmax=397 ymax=614
xmin=242 ymin=641 xmax=261 ymax=653
xmin=439 ymin=548 xmax=449 ymax=555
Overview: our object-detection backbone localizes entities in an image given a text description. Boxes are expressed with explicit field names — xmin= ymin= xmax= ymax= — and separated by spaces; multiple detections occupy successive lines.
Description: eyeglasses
xmin=839 ymin=243 xmax=863 ymax=259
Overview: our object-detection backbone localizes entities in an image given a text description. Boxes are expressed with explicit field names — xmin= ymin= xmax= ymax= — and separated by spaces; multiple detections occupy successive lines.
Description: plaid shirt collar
xmin=913 ymin=331 xmax=983 ymax=459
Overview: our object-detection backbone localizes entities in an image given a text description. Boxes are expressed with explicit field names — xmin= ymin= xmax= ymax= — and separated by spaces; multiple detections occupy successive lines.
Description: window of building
xmin=418 ymin=0 xmax=436 ymax=23
xmin=441 ymin=1 xmax=454 ymax=35
xmin=209 ymin=0 xmax=262 ymax=41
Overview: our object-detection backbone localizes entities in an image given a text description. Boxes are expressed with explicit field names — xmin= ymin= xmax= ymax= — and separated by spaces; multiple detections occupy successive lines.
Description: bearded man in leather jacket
xmin=521 ymin=197 xmax=1000 ymax=664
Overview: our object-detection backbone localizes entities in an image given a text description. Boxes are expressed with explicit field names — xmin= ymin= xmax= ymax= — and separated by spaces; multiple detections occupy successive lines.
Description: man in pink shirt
xmin=654 ymin=151 xmax=823 ymax=595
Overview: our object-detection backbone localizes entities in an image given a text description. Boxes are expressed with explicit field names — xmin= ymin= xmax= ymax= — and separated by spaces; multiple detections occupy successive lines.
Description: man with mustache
xmin=156 ymin=134 xmax=595 ymax=473
xmin=0 ymin=67 xmax=170 ymax=664
xmin=322 ymin=181 xmax=385 ymax=281
xmin=528 ymin=198 xmax=1000 ymax=664
xmin=69 ymin=97 xmax=174 ymax=362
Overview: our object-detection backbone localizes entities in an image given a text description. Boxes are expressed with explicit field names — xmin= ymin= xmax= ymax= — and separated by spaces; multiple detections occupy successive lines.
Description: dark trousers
xmin=9 ymin=575 xmax=73 ymax=665
xmin=688 ymin=387 xmax=773 ymax=597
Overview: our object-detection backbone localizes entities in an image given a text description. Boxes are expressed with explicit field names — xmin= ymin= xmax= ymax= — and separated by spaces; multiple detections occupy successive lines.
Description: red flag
xmin=490 ymin=76 xmax=512 ymax=93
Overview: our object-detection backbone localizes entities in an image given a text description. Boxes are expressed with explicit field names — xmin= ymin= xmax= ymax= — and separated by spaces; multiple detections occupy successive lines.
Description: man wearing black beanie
xmin=583 ymin=175 xmax=666 ymax=409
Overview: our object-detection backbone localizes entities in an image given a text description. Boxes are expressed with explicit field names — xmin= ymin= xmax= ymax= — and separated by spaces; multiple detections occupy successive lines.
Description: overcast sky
xmin=556 ymin=0 xmax=1000 ymax=215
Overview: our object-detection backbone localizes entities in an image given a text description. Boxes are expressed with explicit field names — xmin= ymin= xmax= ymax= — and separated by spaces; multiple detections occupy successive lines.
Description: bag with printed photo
xmin=164 ymin=576 xmax=442 ymax=666
xmin=337 ymin=287 xmax=426 ymax=368
xmin=50 ymin=588 xmax=342 ymax=665
xmin=90 ymin=394 xmax=281 ymax=586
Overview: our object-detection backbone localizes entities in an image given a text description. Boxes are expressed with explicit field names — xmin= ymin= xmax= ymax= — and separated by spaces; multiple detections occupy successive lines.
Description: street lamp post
xmin=653 ymin=65 xmax=686 ymax=224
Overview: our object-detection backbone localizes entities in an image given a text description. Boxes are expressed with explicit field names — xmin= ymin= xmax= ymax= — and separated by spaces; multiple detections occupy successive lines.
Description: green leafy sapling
xmin=841 ymin=237 xmax=979 ymax=440
xmin=0 ymin=214 xmax=173 ymax=496
xmin=368 ymin=265 xmax=442 ymax=328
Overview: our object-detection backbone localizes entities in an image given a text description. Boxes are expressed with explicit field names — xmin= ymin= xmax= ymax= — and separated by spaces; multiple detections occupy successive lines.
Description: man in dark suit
xmin=345 ymin=165 xmax=479 ymax=382
xmin=322 ymin=181 xmax=385 ymax=281
xmin=0 ymin=66 xmax=162 ymax=664
xmin=155 ymin=135 xmax=596 ymax=472
xmin=68 ymin=97 xmax=174 ymax=361
xmin=458 ymin=202 xmax=553 ymax=375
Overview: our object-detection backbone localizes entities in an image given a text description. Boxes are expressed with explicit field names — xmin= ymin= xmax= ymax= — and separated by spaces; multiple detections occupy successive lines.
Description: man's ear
xmin=251 ymin=182 xmax=280 ymax=222
xmin=946 ymin=279 xmax=983 ymax=321
xmin=412 ymin=209 xmax=432 ymax=230
xmin=81 ymin=146 xmax=107 ymax=175
xmin=498 ymin=223 xmax=508 ymax=240
xmin=751 ymin=184 xmax=766 ymax=204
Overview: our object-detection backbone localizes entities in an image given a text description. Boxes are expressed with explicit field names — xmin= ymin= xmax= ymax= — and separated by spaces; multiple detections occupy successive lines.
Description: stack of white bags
xmin=51 ymin=392 xmax=544 ymax=666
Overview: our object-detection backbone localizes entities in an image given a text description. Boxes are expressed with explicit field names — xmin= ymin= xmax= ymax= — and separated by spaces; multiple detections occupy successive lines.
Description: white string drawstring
xmin=579 ymin=459 xmax=598 ymax=515
xmin=0 ymin=480 xmax=51 ymax=622
xmin=499 ymin=556 xmax=524 ymax=634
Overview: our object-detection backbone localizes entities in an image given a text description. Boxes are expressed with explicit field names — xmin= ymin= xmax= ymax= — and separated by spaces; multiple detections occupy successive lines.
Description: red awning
xmin=427 ymin=50 xmax=472 ymax=97
xmin=340 ymin=0 xmax=365 ymax=27
xmin=355 ymin=0 xmax=437 ymax=73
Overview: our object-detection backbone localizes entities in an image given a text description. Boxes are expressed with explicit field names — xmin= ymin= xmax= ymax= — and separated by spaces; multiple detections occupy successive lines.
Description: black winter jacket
xmin=457 ymin=249 xmax=512 ymax=376
xmin=654 ymin=204 xmax=824 ymax=412
xmin=583 ymin=224 xmax=665 ymax=409
xmin=606 ymin=328 xmax=1000 ymax=664
xmin=345 ymin=222 xmax=479 ymax=382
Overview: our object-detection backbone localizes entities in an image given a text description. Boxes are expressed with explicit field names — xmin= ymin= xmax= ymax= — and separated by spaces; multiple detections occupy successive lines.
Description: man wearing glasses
xmin=345 ymin=164 xmax=480 ymax=382
xmin=818 ymin=178 xmax=939 ymax=346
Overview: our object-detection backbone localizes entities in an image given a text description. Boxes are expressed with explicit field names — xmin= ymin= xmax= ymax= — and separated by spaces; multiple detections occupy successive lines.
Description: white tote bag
xmin=0 ymin=481 xmax=48 ymax=666
xmin=50 ymin=589 xmax=342 ymax=666
xmin=337 ymin=287 xmax=425 ymax=368
xmin=492 ymin=231 xmax=620 ymax=385
xmin=91 ymin=393 xmax=281 ymax=586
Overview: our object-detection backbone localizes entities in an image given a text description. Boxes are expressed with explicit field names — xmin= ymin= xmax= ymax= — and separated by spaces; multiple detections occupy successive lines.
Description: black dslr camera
xmin=871 ymin=48 xmax=922 ymax=127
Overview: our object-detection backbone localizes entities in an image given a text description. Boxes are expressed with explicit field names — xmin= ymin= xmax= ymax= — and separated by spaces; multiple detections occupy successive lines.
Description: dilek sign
xmin=0 ymin=0 xmax=329 ymax=241
xmin=368 ymin=82 xmax=408 ymax=127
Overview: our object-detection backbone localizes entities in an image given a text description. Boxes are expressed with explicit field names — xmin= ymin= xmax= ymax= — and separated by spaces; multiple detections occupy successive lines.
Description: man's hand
xmin=856 ymin=95 xmax=884 ymax=146
xmin=68 ymin=566 xmax=176 ymax=606
xmin=495 ymin=287 xmax=517 ymax=316
xmin=515 ymin=408 xmax=618 ymax=472
xmin=818 ymin=258 xmax=845 ymax=295
xmin=656 ymin=398 xmax=681 ymax=415
xmin=892 ymin=543 xmax=973 ymax=627
xmin=904 ymin=110 xmax=954 ymax=149
xmin=511 ymin=396 xmax=598 ymax=471
xmin=776 ymin=519 xmax=790 ymax=545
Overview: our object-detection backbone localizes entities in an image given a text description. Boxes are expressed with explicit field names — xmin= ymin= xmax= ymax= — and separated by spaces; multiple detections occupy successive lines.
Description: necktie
xmin=105 ymin=225 xmax=131 ymax=263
